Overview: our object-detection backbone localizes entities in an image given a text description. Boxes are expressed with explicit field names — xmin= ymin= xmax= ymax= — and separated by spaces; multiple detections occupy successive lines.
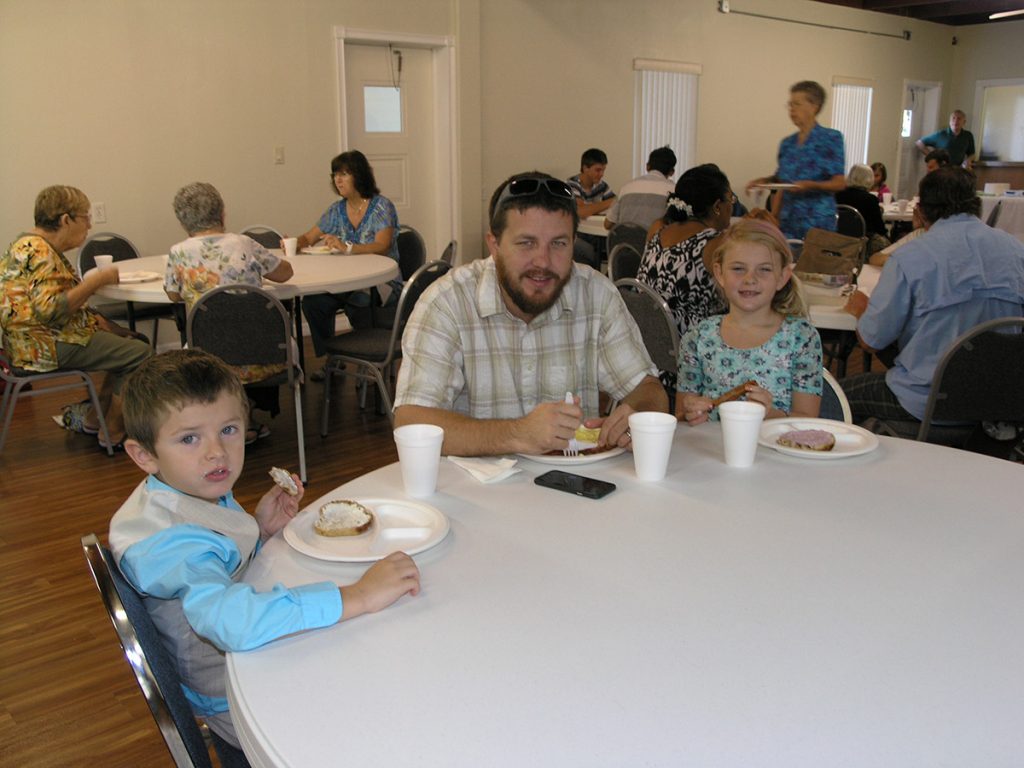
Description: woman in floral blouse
xmin=166 ymin=182 xmax=294 ymax=443
xmin=0 ymin=185 xmax=151 ymax=449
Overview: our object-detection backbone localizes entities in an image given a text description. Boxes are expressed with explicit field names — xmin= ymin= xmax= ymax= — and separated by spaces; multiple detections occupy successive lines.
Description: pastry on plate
xmin=314 ymin=500 xmax=374 ymax=537
xmin=776 ymin=429 xmax=836 ymax=452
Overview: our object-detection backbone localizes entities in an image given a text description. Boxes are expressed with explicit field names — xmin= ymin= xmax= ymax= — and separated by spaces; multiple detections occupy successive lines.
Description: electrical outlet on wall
xmin=93 ymin=202 xmax=107 ymax=224
xmin=274 ymin=146 xmax=285 ymax=164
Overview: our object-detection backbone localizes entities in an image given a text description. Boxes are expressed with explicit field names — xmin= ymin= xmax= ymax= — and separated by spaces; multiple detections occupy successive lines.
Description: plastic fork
xmin=564 ymin=392 xmax=581 ymax=457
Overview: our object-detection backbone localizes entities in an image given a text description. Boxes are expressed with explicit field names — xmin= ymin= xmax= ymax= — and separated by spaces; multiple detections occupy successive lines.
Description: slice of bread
xmin=777 ymin=429 xmax=836 ymax=452
xmin=314 ymin=500 xmax=374 ymax=537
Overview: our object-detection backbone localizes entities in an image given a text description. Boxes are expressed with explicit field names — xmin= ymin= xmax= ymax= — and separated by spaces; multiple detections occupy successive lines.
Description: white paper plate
xmin=301 ymin=246 xmax=342 ymax=255
xmin=517 ymin=446 xmax=626 ymax=466
xmin=759 ymin=418 xmax=879 ymax=460
xmin=118 ymin=271 xmax=162 ymax=284
xmin=753 ymin=183 xmax=800 ymax=190
xmin=283 ymin=497 xmax=450 ymax=562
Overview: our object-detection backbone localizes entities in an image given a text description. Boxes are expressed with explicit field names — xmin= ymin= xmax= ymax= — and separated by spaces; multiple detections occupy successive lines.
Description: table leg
xmin=293 ymin=296 xmax=306 ymax=377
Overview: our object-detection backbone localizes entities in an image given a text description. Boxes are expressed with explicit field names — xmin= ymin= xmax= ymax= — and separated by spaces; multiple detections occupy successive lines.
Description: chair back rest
xmin=985 ymin=200 xmax=1003 ymax=228
xmin=384 ymin=260 xmax=451 ymax=365
xmin=820 ymin=368 xmax=852 ymax=423
xmin=440 ymin=239 xmax=458 ymax=265
xmin=81 ymin=534 xmax=213 ymax=768
xmin=241 ymin=226 xmax=284 ymax=249
xmin=836 ymin=204 xmax=867 ymax=239
xmin=572 ymin=238 xmax=599 ymax=269
xmin=615 ymin=278 xmax=680 ymax=374
xmin=608 ymin=243 xmax=642 ymax=282
xmin=922 ymin=316 xmax=1024 ymax=426
xmin=79 ymin=232 xmax=141 ymax=275
xmin=186 ymin=285 xmax=293 ymax=370
xmin=607 ymin=223 xmax=647 ymax=256
xmin=397 ymin=226 xmax=428 ymax=280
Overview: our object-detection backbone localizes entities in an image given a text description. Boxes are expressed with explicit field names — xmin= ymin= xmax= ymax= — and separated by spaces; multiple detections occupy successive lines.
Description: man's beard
xmin=495 ymin=259 xmax=571 ymax=318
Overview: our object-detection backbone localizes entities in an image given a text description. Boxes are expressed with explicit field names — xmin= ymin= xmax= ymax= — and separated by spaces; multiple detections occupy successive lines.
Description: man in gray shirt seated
xmin=393 ymin=172 xmax=668 ymax=457
xmin=604 ymin=146 xmax=677 ymax=232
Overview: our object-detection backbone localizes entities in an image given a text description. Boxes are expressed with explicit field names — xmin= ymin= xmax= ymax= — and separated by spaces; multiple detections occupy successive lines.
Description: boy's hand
xmin=340 ymin=552 xmax=421 ymax=620
xmin=255 ymin=473 xmax=305 ymax=541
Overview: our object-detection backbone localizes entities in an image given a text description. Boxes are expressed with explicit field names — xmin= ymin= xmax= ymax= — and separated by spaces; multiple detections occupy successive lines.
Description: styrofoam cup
xmin=628 ymin=412 xmax=677 ymax=481
xmin=282 ymin=237 xmax=298 ymax=258
xmin=719 ymin=401 xmax=765 ymax=468
xmin=882 ymin=192 xmax=892 ymax=205
xmin=94 ymin=254 xmax=113 ymax=269
xmin=393 ymin=424 xmax=445 ymax=497
xmin=897 ymin=199 xmax=909 ymax=214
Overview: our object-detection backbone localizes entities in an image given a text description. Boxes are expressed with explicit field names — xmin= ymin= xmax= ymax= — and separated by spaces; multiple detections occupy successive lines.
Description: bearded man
xmin=393 ymin=172 xmax=667 ymax=457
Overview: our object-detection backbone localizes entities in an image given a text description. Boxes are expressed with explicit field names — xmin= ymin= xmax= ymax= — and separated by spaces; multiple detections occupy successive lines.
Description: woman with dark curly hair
xmin=295 ymin=151 xmax=401 ymax=366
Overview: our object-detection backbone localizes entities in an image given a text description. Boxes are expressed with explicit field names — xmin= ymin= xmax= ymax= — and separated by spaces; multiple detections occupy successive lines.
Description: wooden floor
xmin=0 ymin=342 xmax=400 ymax=767
xmin=0 ymin=338 xmax=877 ymax=767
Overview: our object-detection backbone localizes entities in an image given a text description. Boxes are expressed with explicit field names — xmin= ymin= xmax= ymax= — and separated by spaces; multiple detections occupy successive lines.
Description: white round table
xmin=226 ymin=426 xmax=1023 ymax=767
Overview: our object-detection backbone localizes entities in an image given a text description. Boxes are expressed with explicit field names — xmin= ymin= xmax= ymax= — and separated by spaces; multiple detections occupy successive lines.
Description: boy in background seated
xmin=109 ymin=349 xmax=420 ymax=754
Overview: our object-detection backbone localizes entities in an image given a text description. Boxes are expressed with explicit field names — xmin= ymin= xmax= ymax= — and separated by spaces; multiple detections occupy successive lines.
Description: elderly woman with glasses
xmin=0 ymin=185 xmax=151 ymax=450
xmin=294 ymin=150 xmax=401 ymax=370
xmin=746 ymin=80 xmax=846 ymax=241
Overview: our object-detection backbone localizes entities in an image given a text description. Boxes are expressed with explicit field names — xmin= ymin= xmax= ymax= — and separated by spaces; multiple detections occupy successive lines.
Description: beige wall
xmin=0 ymin=0 xmax=458 ymax=258
xmin=950 ymin=18 xmax=1024 ymax=132
xmin=1 ymin=0 xmax=1019 ymax=263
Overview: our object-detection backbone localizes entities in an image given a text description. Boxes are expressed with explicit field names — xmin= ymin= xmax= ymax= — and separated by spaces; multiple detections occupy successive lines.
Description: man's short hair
xmin=123 ymin=349 xmax=247 ymax=455
xmin=488 ymin=171 xmax=579 ymax=240
xmin=647 ymin=146 xmax=677 ymax=176
xmin=34 ymin=185 xmax=89 ymax=231
xmin=918 ymin=167 xmax=980 ymax=224
xmin=925 ymin=148 xmax=950 ymax=167
xmin=580 ymin=148 xmax=608 ymax=169
xmin=951 ymin=109 xmax=967 ymax=120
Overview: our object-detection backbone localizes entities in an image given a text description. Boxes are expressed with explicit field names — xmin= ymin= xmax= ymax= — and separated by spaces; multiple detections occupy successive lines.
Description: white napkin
xmin=448 ymin=456 xmax=521 ymax=483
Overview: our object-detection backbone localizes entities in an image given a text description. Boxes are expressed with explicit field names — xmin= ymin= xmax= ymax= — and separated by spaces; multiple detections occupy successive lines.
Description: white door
xmin=344 ymin=44 xmax=438 ymax=256
xmin=896 ymin=82 xmax=941 ymax=199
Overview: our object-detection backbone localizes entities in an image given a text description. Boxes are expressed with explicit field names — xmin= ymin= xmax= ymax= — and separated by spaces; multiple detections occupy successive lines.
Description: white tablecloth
xmin=227 ymin=426 xmax=1024 ymax=767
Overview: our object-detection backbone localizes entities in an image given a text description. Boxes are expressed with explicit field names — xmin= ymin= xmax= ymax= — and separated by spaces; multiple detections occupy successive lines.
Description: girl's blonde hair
xmin=712 ymin=218 xmax=808 ymax=317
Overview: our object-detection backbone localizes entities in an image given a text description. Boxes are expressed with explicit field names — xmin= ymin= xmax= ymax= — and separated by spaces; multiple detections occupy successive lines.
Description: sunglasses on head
xmin=494 ymin=177 xmax=575 ymax=212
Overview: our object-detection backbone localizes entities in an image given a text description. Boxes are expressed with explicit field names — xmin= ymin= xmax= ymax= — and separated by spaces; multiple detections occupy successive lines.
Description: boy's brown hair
xmin=123 ymin=349 xmax=247 ymax=454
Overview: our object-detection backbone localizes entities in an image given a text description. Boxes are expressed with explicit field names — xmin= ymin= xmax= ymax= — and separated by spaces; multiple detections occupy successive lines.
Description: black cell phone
xmin=534 ymin=470 xmax=616 ymax=500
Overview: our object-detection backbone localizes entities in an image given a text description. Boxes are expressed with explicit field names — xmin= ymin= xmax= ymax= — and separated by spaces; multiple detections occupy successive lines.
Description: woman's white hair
xmin=847 ymin=164 xmax=874 ymax=190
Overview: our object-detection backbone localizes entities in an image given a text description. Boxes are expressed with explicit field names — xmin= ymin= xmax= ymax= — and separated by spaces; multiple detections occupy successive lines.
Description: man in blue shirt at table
xmin=840 ymin=167 xmax=1024 ymax=425
xmin=109 ymin=350 xmax=420 ymax=756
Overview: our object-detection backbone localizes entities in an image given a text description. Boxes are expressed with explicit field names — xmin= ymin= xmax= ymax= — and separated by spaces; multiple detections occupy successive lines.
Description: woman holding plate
xmin=295 ymin=151 xmax=401 ymax=367
xmin=746 ymin=80 xmax=845 ymax=241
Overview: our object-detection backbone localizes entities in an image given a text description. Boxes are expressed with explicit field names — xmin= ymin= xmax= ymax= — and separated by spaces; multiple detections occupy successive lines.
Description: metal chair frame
xmin=821 ymin=368 xmax=852 ymax=423
xmin=614 ymin=278 xmax=680 ymax=377
xmin=1 ymin=348 xmax=113 ymax=455
xmin=186 ymin=285 xmax=307 ymax=482
xmin=608 ymin=242 xmax=643 ymax=282
xmin=320 ymin=260 xmax=451 ymax=436
xmin=440 ymin=239 xmax=458 ymax=265
xmin=397 ymin=225 xmax=428 ymax=280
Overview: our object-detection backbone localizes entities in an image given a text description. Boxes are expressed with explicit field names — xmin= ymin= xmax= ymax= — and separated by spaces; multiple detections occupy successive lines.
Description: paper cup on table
xmin=882 ymin=192 xmax=892 ymax=205
xmin=628 ymin=412 xmax=677 ymax=481
xmin=282 ymin=237 xmax=298 ymax=258
xmin=93 ymin=254 xmax=113 ymax=269
xmin=393 ymin=424 xmax=445 ymax=497
xmin=719 ymin=401 xmax=765 ymax=468
xmin=897 ymin=199 xmax=909 ymax=214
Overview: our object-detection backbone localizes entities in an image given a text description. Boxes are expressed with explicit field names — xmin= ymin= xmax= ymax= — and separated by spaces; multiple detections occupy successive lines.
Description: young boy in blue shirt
xmin=109 ymin=349 xmax=420 ymax=752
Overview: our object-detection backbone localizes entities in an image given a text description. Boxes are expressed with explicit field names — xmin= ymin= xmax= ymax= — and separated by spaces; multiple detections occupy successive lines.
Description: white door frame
xmin=334 ymin=27 xmax=458 ymax=258
xmin=894 ymin=79 xmax=941 ymax=198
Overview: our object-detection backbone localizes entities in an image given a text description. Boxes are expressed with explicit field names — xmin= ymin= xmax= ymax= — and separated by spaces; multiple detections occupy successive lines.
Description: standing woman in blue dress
xmin=746 ymin=81 xmax=845 ymax=241
xmin=295 ymin=150 xmax=401 ymax=364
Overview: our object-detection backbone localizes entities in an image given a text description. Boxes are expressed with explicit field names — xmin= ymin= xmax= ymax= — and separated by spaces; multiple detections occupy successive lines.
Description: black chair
xmin=241 ymin=225 xmax=285 ymax=249
xmin=615 ymin=278 xmax=679 ymax=401
xmin=835 ymin=204 xmax=866 ymax=239
xmin=607 ymin=222 xmax=647 ymax=258
xmin=397 ymin=225 xmax=428 ymax=280
xmin=868 ymin=317 xmax=1024 ymax=452
xmin=1 ymin=347 xmax=113 ymax=455
xmin=321 ymin=260 xmax=451 ymax=435
xmin=440 ymin=239 xmax=458 ymax=265
xmin=81 ymin=534 xmax=248 ymax=768
xmin=572 ymin=238 xmax=600 ymax=269
xmin=608 ymin=243 xmax=642 ymax=282
xmin=187 ymin=285 xmax=307 ymax=482
xmin=80 ymin=232 xmax=173 ymax=348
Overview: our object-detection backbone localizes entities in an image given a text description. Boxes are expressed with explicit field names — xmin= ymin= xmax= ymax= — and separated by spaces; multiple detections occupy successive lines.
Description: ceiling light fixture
xmin=989 ymin=8 xmax=1024 ymax=18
